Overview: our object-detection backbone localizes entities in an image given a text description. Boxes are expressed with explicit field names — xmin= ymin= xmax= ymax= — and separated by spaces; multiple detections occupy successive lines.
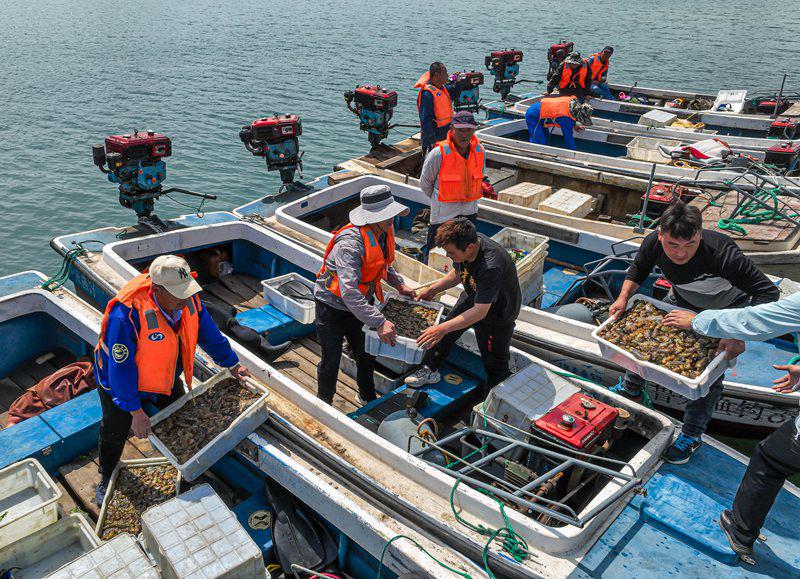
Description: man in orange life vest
xmin=314 ymin=185 xmax=416 ymax=405
xmin=586 ymin=46 xmax=614 ymax=100
xmin=525 ymin=95 xmax=593 ymax=150
xmin=415 ymin=61 xmax=456 ymax=154
xmin=546 ymin=51 xmax=590 ymax=102
xmin=419 ymin=110 xmax=485 ymax=262
xmin=93 ymin=254 xmax=250 ymax=504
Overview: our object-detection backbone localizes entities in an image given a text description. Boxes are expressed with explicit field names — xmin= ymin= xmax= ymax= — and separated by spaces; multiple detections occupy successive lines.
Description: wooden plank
xmin=18 ymin=357 xmax=55 ymax=383
xmin=6 ymin=368 xmax=36 ymax=390
xmin=203 ymin=282 xmax=248 ymax=312
xmin=55 ymin=478 xmax=82 ymax=516
xmin=271 ymin=347 xmax=357 ymax=414
xmin=237 ymin=274 xmax=267 ymax=295
xmin=50 ymin=348 xmax=78 ymax=369
xmin=0 ymin=378 xmax=24 ymax=410
xmin=220 ymin=275 xmax=268 ymax=309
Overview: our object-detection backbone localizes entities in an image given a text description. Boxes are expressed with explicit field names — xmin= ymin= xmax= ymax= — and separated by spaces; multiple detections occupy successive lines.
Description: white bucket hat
xmin=349 ymin=184 xmax=409 ymax=226
xmin=149 ymin=254 xmax=203 ymax=299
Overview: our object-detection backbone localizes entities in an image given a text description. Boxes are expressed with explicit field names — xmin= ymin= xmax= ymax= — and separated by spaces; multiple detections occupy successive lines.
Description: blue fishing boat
xmin=48 ymin=211 xmax=800 ymax=576
xmin=0 ymin=270 xmax=468 ymax=578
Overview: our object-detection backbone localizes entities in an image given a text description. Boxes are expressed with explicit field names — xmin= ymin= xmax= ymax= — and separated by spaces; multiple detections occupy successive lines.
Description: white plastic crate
xmin=262 ymin=273 xmax=315 ymax=325
xmin=45 ymin=533 xmax=158 ymax=578
xmin=713 ymin=89 xmax=747 ymax=114
xmin=427 ymin=247 xmax=453 ymax=274
xmin=637 ymin=109 xmax=677 ymax=128
xmin=474 ymin=363 xmax=579 ymax=443
xmin=625 ymin=136 xmax=682 ymax=163
xmin=0 ymin=513 xmax=100 ymax=578
xmin=142 ymin=483 xmax=266 ymax=579
xmin=96 ymin=457 xmax=181 ymax=539
xmin=0 ymin=458 xmax=62 ymax=549
xmin=490 ymin=227 xmax=549 ymax=306
xmin=591 ymin=294 xmax=732 ymax=400
xmin=363 ymin=295 xmax=445 ymax=364
xmin=149 ymin=369 xmax=270 ymax=481
xmin=497 ymin=182 xmax=552 ymax=209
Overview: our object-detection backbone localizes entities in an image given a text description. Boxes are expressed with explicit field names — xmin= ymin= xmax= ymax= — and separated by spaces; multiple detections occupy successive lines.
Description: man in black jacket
xmin=609 ymin=203 xmax=780 ymax=464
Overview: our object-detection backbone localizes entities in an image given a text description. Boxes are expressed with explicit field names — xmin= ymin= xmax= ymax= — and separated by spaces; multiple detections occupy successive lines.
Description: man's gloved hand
xmin=131 ymin=409 xmax=152 ymax=439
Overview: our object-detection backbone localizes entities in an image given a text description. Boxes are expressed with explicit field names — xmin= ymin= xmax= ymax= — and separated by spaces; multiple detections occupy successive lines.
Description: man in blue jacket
xmin=94 ymin=254 xmax=249 ymax=504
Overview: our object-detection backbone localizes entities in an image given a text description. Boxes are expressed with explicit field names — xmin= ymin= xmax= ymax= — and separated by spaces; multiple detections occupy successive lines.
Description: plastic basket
xmin=0 ymin=513 xmax=99 ymax=578
xmin=148 ymin=370 xmax=270 ymax=481
xmin=625 ymin=136 xmax=682 ymax=163
xmin=0 ymin=458 xmax=62 ymax=549
xmin=96 ymin=457 xmax=181 ymax=539
xmin=490 ymin=228 xmax=549 ymax=306
xmin=262 ymin=273 xmax=316 ymax=324
xmin=591 ymin=295 xmax=732 ymax=399
xmin=45 ymin=533 xmax=158 ymax=578
xmin=363 ymin=295 xmax=445 ymax=364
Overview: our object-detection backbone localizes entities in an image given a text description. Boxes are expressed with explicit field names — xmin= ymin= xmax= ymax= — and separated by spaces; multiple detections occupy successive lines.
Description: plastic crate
xmin=96 ymin=457 xmax=181 ymax=539
xmin=0 ymin=458 xmax=62 ymax=549
xmin=0 ymin=513 xmax=100 ymax=578
xmin=363 ymin=295 xmax=445 ymax=364
xmin=45 ymin=533 xmax=158 ymax=578
xmin=149 ymin=370 xmax=270 ymax=481
xmin=490 ymin=227 xmax=549 ymax=306
xmin=427 ymin=247 xmax=453 ymax=274
xmin=625 ymin=136 xmax=682 ymax=163
xmin=262 ymin=273 xmax=315 ymax=325
xmin=591 ymin=294 xmax=732 ymax=400
xmin=141 ymin=483 xmax=267 ymax=579
xmin=637 ymin=109 xmax=677 ymax=128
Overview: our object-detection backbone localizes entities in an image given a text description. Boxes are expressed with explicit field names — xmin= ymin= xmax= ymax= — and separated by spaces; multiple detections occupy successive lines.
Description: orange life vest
xmin=95 ymin=274 xmax=201 ymax=395
xmin=414 ymin=72 xmax=453 ymax=128
xmin=318 ymin=224 xmax=395 ymax=303
xmin=587 ymin=52 xmax=609 ymax=82
xmin=436 ymin=132 xmax=485 ymax=203
xmin=558 ymin=63 xmax=588 ymax=90
xmin=539 ymin=96 xmax=577 ymax=121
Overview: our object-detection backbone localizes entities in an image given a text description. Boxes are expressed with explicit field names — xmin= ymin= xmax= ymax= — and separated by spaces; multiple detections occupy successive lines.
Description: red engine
xmin=251 ymin=114 xmax=302 ymax=141
xmin=353 ymin=85 xmax=398 ymax=110
xmin=548 ymin=41 xmax=574 ymax=63
xmin=533 ymin=393 xmax=619 ymax=450
xmin=485 ymin=49 xmax=523 ymax=69
xmin=768 ymin=118 xmax=799 ymax=140
xmin=765 ymin=142 xmax=800 ymax=173
xmin=104 ymin=130 xmax=171 ymax=162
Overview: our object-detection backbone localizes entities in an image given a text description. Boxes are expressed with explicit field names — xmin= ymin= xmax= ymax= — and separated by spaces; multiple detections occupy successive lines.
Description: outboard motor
xmin=485 ymin=49 xmax=523 ymax=100
xmin=547 ymin=40 xmax=574 ymax=80
xmin=240 ymin=114 xmax=304 ymax=191
xmin=765 ymin=142 xmax=800 ymax=175
xmin=92 ymin=129 xmax=216 ymax=232
xmin=451 ymin=70 xmax=484 ymax=112
xmin=344 ymin=84 xmax=398 ymax=147
xmin=768 ymin=117 xmax=800 ymax=140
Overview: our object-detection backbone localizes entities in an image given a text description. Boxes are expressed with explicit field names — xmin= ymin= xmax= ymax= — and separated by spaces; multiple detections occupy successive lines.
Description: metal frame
xmin=412 ymin=428 xmax=641 ymax=529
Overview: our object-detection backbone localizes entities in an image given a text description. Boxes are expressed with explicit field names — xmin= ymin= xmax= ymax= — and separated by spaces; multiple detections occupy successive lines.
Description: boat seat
xmin=235 ymin=305 xmax=314 ymax=344
xmin=640 ymin=473 xmax=737 ymax=564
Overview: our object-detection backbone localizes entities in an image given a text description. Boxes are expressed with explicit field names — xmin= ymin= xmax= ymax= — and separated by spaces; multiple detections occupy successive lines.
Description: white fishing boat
xmin=48 ymin=215 xmax=800 ymax=577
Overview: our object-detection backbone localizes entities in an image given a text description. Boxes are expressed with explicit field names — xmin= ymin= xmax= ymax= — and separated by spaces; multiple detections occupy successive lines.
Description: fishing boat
xmin=334 ymin=131 xmax=800 ymax=279
xmin=49 ymin=214 xmax=800 ymax=577
xmin=486 ymin=88 xmax=800 ymax=139
xmin=0 ymin=269 xmax=469 ymax=578
xmin=231 ymin=175 xmax=800 ymax=434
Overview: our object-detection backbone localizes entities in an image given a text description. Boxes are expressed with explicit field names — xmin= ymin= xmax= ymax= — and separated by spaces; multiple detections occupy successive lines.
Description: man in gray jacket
xmin=314 ymin=184 xmax=416 ymax=405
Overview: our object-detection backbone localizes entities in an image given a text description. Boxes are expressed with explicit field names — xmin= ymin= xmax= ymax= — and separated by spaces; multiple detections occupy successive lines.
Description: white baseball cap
xmin=149 ymin=255 xmax=203 ymax=299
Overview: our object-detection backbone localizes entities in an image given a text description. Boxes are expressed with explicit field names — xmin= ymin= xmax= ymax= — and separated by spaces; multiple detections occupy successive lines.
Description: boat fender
xmin=264 ymin=477 xmax=341 ymax=575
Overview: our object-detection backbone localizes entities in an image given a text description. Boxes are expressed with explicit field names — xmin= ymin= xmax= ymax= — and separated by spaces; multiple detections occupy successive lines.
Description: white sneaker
xmin=404 ymin=365 xmax=441 ymax=388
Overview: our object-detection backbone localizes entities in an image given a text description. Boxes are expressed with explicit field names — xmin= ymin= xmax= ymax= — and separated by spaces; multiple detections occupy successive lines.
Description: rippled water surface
xmin=1 ymin=0 xmax=798 ymax=276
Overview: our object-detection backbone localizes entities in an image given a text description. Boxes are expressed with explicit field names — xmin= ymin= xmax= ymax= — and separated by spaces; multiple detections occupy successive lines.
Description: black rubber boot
xmin=258 ymin=337 xmax=291 ymax=363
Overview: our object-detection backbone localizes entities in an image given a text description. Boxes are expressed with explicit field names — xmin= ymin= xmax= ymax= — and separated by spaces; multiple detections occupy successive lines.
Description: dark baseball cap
xmin=452 ymin=111 xmax=477 ymax=129
xmin=602 ymin=46 xmax=614 ymax=54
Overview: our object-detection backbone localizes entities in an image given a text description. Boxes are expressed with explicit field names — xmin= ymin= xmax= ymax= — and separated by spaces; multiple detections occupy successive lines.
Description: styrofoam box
xmin=497 ymin=182 xmax=553 ymax=209
xmin=491 ymin=227 xmax=549 ymax=306
xmin=96 ymin=457 xmax=181 ymax=537
xmin=591 ymin=294 xmax=732 ymax=400
xmin=625 ymin=136 xmax=682 ymax=163
xmin=637 ymin=109 xmax=677 ymax=128
xmin=262 ymin=272 xmax=315 ymax=325
xmin=45 ymin=533 xmax=158 ymax=578
xmin=0 ymin=458 xmax=62 ymax=549
xmin=149 ymin=369 xmax=270 ymax=481
xmin=473 ymin=363 xmax=579 ymax=445
xmin=538 ymin=188 xmax=596 ymax=218
xmin=142 ymin=484 xmax=267 ymax=579
xmin=0 ymin=513 xmax=100 ymax=578
xmin=364 ymin=294 xmax=445 ymax=364
xmin=427 ymin=246 xmax=454 ymax=274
